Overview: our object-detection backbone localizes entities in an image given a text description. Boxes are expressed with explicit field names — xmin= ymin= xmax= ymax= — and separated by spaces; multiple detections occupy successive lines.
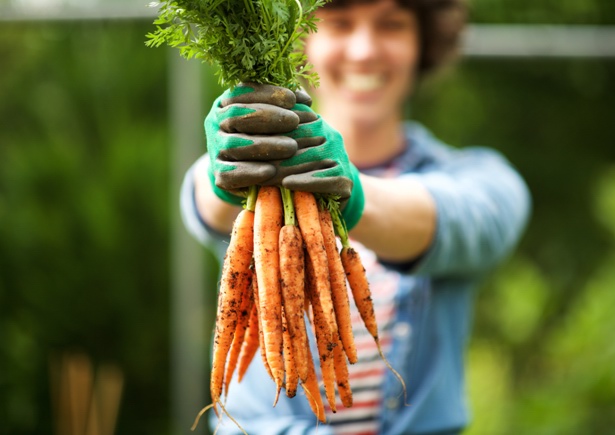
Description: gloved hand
xmin=205 ymin=82 xmax=301 ymax=205
xmin=273 ymin=101 xmax=365 ymax=230
xmin=205 ymin=83 xmax=365 ymax=229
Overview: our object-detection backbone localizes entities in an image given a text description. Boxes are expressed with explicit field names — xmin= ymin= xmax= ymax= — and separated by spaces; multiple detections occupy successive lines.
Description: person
xmin=180 ymin=0 xmax=531 ymax=433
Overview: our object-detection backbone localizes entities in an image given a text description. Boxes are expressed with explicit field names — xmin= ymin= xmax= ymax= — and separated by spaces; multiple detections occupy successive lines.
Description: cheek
xmin=388 ymin=39 xmax=420 ymax=87
xmin=305 ymin=35 xmax=339 ymax=80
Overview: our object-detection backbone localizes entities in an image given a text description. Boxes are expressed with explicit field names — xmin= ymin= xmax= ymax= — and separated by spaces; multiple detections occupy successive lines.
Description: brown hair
xmin=322 ymin=0 xmax=468 ymax=75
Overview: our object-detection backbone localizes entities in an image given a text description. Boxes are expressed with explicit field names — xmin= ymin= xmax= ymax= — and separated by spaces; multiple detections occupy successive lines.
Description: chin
xmin=346 ymin=111 xmax=387 ymax=130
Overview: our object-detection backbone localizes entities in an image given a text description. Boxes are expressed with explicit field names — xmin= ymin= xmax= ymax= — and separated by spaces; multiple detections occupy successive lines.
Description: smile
xmin=342 ymin=73 xmax=385 ymax=92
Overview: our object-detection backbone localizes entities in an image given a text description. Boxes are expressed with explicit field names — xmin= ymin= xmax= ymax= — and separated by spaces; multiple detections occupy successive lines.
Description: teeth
xmin=343 ymin=73 xmax=384 ymax=92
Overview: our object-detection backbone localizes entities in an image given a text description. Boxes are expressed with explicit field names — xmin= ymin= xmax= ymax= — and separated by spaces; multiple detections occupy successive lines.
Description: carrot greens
xmin=146 ymin=0 xmax=326 ymax=89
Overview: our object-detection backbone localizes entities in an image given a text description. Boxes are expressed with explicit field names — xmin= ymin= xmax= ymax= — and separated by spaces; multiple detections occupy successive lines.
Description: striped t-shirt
xmin=322 ymin=241 xmax=400 ymax=435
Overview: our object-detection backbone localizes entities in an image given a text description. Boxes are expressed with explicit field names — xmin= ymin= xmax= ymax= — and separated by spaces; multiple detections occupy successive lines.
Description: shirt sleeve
xmin=179 ymin=153 xmax=230 ymax=258
xmin=409 ymin=146 xmax=531 ymax=278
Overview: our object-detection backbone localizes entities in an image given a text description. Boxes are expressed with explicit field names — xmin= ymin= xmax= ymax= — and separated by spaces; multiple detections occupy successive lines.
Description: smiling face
xmin=305 ymin=0 xmax=420 ymax=130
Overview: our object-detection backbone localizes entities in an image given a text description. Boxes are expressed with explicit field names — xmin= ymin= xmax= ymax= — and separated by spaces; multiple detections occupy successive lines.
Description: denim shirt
xmin=180 ymin=122 xmax=531 ymax=435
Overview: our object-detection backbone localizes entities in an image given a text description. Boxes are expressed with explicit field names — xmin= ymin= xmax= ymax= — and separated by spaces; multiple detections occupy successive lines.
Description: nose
xmin=345 ymin=25 xmax=380 ymax=62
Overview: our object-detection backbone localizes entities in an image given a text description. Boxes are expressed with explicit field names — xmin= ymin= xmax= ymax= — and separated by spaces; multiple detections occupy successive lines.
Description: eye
xmin=323 ymin=16 xmax=352 ymax=32
xmin=378 ymin=17 xmax=414 ymax=32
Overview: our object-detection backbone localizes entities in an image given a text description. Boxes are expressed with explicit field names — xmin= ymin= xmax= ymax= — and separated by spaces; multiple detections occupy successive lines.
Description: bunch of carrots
xmin=197 ymin=185 xmax=402 ymax=429
xmin=146 ymin=0 xmax=404 ymax=430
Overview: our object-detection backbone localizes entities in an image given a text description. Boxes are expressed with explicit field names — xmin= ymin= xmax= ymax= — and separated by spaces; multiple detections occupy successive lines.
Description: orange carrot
xmin=253 ymin=262 xmax=273 ymax=382
xmin=319 ymin=207 xmax=357 ymax=364
xmin=341 ymin=245 xmax=407 ymax=403
xmin=237 ymin=295 xmax=260 ymax=383
xmin=210 ymin=207 xmax=254 ymax=405
xmin=340 ymin=246 xmax=377 ymax=340
xmin=300 ymin=343 xmax=326 ymax=423
xmin=223 ymin=273 xmax=255 ymax=395
xmin=253 ymin=186 xmax=285 ymax=401
xmin=332 ymin=335 xmax=353 ymax=408
xmin=282 ymin=310 xmax=299 ymax=398
xmin=279 ymin=187 xmax=310 ymax=382
xmin=294 ymin=191 xmax=337 ymax=343
xmin=305 ymin=252 xmax=337 ymax=413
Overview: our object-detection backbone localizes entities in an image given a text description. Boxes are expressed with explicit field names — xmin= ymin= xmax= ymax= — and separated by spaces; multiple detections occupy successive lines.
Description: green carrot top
xmin=146 ymin=0 xmax=326 ymax=89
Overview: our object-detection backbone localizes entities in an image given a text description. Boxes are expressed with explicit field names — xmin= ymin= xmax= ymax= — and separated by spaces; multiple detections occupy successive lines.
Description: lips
xmin=341 ymin=73 xmax=385 ymax=92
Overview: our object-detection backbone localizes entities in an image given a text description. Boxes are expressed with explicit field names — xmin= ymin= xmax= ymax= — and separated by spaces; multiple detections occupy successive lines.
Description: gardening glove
xmin=271 ymin=101 xmax=365 ymax=230
xmin=205 ymin=82 xmax=301 ymax=205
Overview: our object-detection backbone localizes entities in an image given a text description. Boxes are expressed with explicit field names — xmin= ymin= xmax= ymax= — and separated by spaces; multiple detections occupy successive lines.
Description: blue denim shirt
xmin=180 ymin=122 xmax=531 ymax=435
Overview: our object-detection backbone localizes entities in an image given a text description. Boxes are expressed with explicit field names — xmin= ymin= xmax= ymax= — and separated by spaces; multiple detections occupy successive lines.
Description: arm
xmin=361 ymin=147 xmax=531 ymax=277
xmin=351 ymin=174 xmax=437 ymax=263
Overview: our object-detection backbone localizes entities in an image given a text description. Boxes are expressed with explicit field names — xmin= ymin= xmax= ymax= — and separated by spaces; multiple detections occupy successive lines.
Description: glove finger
xmin=217 ymin=133 xmax=297 ymax=161
xmin=292 ymin=103 xmax=319 ymax=125
xmin=294 ymin=88 xmax=313 ymax=107
xmin=214 ymin=161 xmax=276 ymax=191
xmin=220 ymin=103 xmax=300 ymax=135
xmin=296 ymin=136 xmax=325 ymax=149
xmin=282 ymin=172 xmax=353 ymax=199
xmin=221 ymin=82 xmax=296 ymax=109
xmin=258 ymin=158 xmax=329 ymax=187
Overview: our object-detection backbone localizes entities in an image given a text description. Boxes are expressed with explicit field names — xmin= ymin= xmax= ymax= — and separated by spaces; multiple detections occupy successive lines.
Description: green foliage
xmin=468 ymin=0 xmax=615 ymax=24
xmin=413 ymin=57 xmax=615 ymax=435
xmin=0 ymin=21 xmax=173 ymax=435
xmin=145 ymin=0 xmax=325 ymax=89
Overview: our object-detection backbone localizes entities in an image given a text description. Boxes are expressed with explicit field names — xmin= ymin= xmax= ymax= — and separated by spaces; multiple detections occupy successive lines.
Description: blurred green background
xmin=1 ymin=0 xmax=614 ymax=434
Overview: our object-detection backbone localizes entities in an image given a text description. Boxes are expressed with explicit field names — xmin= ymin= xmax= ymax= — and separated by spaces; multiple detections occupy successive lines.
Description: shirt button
xmin=385 ymin=397 xmax=399 ymax=410
xmin=393 ymin=322 xmax=412 ymax=339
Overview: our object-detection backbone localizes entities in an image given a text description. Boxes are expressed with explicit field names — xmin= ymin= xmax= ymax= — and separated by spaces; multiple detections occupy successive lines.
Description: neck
xmin=322 ymin=111 xmax=406 ymax=169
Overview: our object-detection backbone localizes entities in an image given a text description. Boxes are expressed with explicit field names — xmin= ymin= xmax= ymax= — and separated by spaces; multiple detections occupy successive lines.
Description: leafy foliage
xmin=145 ymin=0 xmax=325 ymax=89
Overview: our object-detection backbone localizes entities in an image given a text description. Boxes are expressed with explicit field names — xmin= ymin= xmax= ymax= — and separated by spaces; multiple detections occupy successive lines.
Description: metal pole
xmin=464 ymin=24 xmax=615 ymax=58
xmin=168 ymin=49 xmax=207 ymax=434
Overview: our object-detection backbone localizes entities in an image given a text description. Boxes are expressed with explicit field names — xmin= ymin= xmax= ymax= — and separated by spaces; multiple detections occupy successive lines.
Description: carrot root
xmin=319 ymin=208 xmax=357 ymax=364
xmin=210 ymin=208 xmax=254 ymax=404
xmin=254 ymin=186 xmax=285 ymax=398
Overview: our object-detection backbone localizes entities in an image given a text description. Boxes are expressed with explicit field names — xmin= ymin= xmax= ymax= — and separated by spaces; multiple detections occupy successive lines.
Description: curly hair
xmin=321 ymin=0 xmax=468 ymax=75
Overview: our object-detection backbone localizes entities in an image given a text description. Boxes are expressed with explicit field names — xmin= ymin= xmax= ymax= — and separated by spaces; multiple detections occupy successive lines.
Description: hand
xmin=204 ymin=82 xmax=301 ymax=204
xmin=271 ymin=101 xmax=365 ymax=230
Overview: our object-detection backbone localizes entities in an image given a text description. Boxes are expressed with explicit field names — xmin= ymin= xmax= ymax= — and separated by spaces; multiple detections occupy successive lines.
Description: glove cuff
xmin=341 ymin=164 xmax=365 ymax=231
xmin=206 ymin=160 xmax=244 ymax=206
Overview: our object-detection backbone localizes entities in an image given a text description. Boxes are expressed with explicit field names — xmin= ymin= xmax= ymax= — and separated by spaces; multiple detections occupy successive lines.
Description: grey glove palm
xmin=205 ymin=83 xmax=300 ymax=204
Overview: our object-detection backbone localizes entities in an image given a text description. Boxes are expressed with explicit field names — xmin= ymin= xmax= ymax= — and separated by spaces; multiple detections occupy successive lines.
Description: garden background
xmin=1 ymin=0 xmax=615 ymax=434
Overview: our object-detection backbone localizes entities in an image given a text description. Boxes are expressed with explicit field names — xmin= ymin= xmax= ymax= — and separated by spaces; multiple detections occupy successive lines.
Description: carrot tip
xmin=376 ymin=341 xmax=409 ymax=406
xmin=191 ymin=403 xmax=215 ymax=431
xmin=273 ymin=384 xmax=282 ymax=407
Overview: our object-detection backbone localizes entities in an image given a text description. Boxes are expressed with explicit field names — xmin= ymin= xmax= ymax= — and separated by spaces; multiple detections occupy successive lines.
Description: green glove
xmin=205 ymin=83 xmax=300 ymax=205
xmin=273 ymin=103 xmax=365 ymax=230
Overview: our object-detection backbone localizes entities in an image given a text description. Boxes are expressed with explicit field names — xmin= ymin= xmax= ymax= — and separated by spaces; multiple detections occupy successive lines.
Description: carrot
xmin=340 ymin=246 xmax=378 ymax=340
xmin=332 ymin=335 xmax=353 ymax=408
xmin=294 ymin=191 xmax=337 ymax=343
xmin=236 ymin=294 xmax=260 ymax=383
xmin=279 ymin=187 xmax=309 ymax=382
xmin=282 ymin=310 xmax=299 ymax=398
xmin=327 ymin=200 xmax=408 ymax=403
xmin=305 ymin=252 xmax=338 ymax=413
xmin=318 ymin=206 xmax=357 ymax=364
xmin=300 ymin=343 xmax=327 ymax=423
xmin=223 ymin=273 xmax=255 ymax=395
xmin=210 ymin=205 xmax=255 ymax=406
xmin=253 ymin=260 xmax=273 ymax=382
xmin=341 ymin=245 xmax=408 ymax=403
xmin=253 ymin=185 xmax=285 ymax=401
